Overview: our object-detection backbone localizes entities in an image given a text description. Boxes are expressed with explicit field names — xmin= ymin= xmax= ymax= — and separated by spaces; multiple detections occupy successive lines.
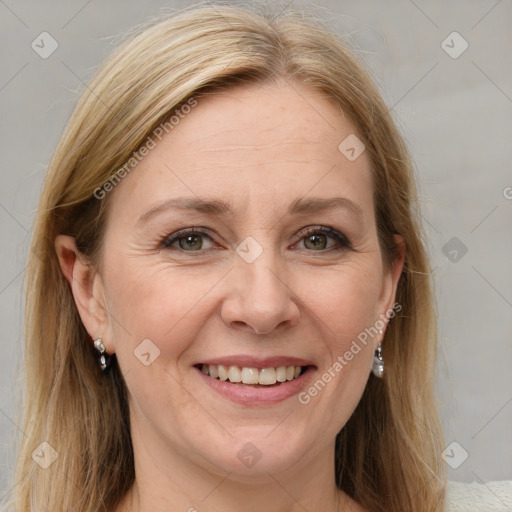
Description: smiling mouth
xmin=196 ymin=364 xmax=308 ymax=386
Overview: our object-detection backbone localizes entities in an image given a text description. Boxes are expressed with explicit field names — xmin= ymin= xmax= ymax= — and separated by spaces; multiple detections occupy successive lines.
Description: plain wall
xmin=1 ymin=0 xmax=511 ymax=502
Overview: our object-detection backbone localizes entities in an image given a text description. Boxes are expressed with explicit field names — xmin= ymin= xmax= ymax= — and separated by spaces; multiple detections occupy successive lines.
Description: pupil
xmin=308 ymin=234 xmax=326 ymax=249
xmin=181 ymin=235 xmax=201 ymax=250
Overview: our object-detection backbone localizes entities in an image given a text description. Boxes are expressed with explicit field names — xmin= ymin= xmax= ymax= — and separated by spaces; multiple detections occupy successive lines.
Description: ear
xmin=376 ymin=234 xmax=406 ymax=344
xmin=54 ymin=235 xmax=114 ymax=354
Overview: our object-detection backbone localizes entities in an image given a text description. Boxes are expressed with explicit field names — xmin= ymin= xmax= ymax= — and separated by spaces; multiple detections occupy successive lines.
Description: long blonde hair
xmin=8 ymin=2 xmax=446 ymax=511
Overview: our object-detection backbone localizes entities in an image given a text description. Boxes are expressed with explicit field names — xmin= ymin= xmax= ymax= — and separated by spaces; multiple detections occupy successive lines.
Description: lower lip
xmin=195 ymin=366 xmax=315 ymax=406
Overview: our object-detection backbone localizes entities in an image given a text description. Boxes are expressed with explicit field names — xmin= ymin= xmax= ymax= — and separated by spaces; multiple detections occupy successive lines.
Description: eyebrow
xmin=137 ymin=196 xmax=364 ymax=225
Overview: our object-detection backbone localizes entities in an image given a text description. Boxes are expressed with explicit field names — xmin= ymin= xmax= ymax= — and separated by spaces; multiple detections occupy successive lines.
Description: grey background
xmin=1 ymin=0 xmax=511 ymax=503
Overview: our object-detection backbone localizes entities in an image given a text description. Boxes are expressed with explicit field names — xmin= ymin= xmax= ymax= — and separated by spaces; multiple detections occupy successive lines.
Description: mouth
xmin=193 ymin=357 xmax=316 ymax=405
xmin=195 ymin=363 xmax=308 ymax=387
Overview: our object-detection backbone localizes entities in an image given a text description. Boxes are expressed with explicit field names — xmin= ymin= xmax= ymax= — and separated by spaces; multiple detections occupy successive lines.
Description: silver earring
xmin=93 ymin=337 xmax=112 ymax=373
xmin=371 ymin=329 xmax=384 ymax=378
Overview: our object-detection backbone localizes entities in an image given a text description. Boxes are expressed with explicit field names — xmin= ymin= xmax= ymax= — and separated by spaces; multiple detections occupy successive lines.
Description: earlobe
xmin=54 ymin=235 xmax=112 ymax=351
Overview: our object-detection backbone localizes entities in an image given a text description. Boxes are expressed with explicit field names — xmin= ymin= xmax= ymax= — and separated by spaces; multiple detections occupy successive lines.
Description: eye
xmin=296 ymin=226 xmax=351 ymax=252
xmin=161 ymin=226 xmax=352 ymax=253
xmin=162 ymin=228 xmax=215 ymax=251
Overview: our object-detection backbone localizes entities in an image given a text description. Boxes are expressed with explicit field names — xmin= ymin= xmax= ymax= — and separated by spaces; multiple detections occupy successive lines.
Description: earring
xmin=93 ymin=337 xmax=113 ymax=373
xmin=371 ymin=329 xmax=384 ymax=378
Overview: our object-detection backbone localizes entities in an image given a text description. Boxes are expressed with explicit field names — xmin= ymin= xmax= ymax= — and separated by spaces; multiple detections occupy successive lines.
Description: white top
xmin=446 ymin=480 xmax=512 ymax=511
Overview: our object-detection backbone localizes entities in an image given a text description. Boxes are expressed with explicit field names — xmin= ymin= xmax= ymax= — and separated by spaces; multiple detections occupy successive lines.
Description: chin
xmin=191 ymin=427 xmax=316 ymax=480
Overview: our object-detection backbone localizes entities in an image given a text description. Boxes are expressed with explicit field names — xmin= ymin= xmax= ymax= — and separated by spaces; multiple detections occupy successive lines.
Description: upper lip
xmin=196 ymin=355 xmax=315 ymax=369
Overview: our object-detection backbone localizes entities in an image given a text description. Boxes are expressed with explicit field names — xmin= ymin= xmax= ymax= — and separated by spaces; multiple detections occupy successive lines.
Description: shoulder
xmin=445 ymin=480 xmax=512 ymax=511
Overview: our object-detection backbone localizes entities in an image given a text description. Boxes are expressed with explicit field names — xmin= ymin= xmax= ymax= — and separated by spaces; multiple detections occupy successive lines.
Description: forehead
xmin=166 ymin=83 xmax=366 ymax=167
xmin=107 ymin=81 xmax=374 ymax=223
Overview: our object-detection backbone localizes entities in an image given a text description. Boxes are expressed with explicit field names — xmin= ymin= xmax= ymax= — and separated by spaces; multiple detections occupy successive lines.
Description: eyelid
xmin=161 ymin=225 xmax=352 ymax=252
xmin=161 ymin=227 xmax=217 ymax=249
xmin=295 ymin=225 xmax=352 ymax=250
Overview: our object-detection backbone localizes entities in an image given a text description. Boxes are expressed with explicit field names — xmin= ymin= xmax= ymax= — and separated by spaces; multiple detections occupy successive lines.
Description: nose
xmin=220 ymin=252 xmax=300 ymax=336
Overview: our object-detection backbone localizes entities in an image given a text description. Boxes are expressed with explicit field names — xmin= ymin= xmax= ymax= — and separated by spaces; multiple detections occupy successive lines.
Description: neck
xmin=116 ymin=417 xmax=358 ymax=512
xmin=122 ymin=474 xmax=345 ymax=512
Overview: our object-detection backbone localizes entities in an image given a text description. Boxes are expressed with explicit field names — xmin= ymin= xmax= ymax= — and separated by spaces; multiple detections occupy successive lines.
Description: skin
xmin=56 ymin=81 xmax=404 ymax=512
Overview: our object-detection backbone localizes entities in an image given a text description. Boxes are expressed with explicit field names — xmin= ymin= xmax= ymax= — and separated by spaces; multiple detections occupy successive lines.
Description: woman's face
xmin=88 ymin=82 xmax=403 ymax=479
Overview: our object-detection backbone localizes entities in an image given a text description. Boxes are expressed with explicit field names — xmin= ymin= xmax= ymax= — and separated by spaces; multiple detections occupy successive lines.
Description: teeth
xmin=259 ymin=367 xmax=277 ymax=385
xmin=209 ymin=365 xmax=219 ymax=379
xmin=201 ymin=364 xmax=305 ymax=385
xmin=218 ymin=364 xmax=229 ymax=381
xmin=276 ymin=366 xmax=287 ymax=383
xmin=228 ymin=365 xmax=242 ymax=383
xmin=241 ymin=367 xmax=259 ymax=384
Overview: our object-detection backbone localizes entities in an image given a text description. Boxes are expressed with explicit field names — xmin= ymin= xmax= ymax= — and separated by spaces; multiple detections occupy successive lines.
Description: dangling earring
xmin=371 ymin=329 xmax=384 ymax=378
xmin=93 ymin=337 xmax=113 ymax=373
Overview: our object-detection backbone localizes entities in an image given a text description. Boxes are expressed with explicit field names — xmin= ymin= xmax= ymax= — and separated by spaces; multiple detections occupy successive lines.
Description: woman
xmin=9 ymin=3 xmax=452 ymax=511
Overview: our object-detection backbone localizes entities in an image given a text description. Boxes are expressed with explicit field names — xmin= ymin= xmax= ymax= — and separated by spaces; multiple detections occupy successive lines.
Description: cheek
xmin=295 ymin=261 xmax=382 ymax=427
xmin=102 ymin=251 xmax=244 ymax=404
xmin=103 ymin=262 xmax=227 ymax=445
xmin=305 ymin=260 xmax=383 ymax=349
xmin=106 ymin=262 xmax=220 ymax=351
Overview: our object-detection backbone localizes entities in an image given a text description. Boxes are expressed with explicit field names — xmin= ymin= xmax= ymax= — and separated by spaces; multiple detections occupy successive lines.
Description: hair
xmin=7 ymin=2 xmax=446 ymax=511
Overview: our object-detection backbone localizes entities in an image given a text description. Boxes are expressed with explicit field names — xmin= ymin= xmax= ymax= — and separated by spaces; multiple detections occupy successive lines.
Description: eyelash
xmin=161 ymin=226 xmax=352 ymax=253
